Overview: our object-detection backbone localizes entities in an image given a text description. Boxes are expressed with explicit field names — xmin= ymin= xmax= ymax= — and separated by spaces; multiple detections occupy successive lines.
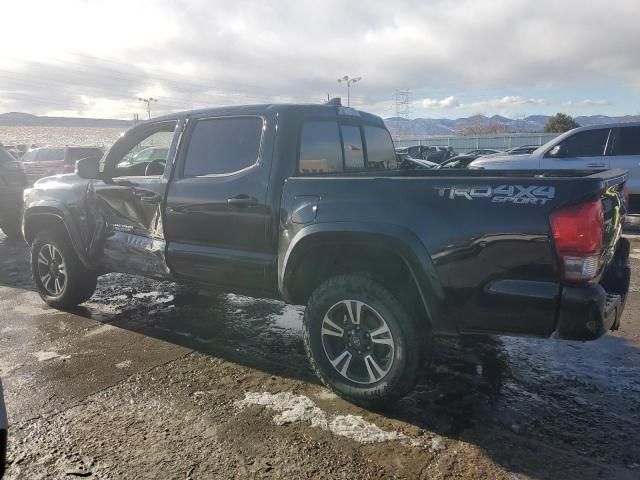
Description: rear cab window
xmin=612 ymin=126 xmax=640 ymax=156
xmin=182 ymin=116 xmax=263 ymax=177
xmin=298 ymin=120 xmax=396 ymax=174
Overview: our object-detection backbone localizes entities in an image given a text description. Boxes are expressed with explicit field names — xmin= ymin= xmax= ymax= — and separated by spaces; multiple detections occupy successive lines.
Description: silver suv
xmin=470 ymin=123 xmax=640 ymax=200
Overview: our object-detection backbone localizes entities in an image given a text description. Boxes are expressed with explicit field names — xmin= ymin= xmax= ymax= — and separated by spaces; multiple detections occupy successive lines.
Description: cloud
xmin=421 ymin=96 xmax=460 ymax=109
xmin=0 ymin=0 xmax=637 ymax=118
xmin=582 ymin=99 xmax=610 ymax=106
xmin=469 ymin=96 xmax=547 ymax=111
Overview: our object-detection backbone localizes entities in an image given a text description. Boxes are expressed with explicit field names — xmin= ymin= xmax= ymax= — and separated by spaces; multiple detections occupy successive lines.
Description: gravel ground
xmin=0 ymin=231 xmax=639 ymax=479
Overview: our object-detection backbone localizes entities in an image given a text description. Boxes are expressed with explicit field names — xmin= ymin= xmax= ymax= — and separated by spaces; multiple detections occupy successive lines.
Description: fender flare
xmin=23 ymin=203 xmax=94 ymax=269
xmin=279 ymin=222 xmax=453 ymax=334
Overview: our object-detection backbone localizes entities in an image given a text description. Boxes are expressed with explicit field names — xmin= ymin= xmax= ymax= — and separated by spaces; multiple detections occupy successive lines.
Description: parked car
xmin=505 ymin=145 xmax=540 ymax=155
xmin=438 ymin=154 xmax=479 ymax=169
xmin=117 ymin=147 xmax=170 ymax=176
xmin=399 ymin=156 xmax=439 ymax=169
xmin=470 ymin=123 xmax=640 ymax=203
xmin=23 ymin=103 xmax=631 ymax=407
xmin=465 ymin=148 xmax=502 ymax=156
xmin=426 ymin=146 xmax=457 ymax=163
xmin=0 ymin=378 xmax=6 ymax=479
xmin=20 ymin=146 xmax=104 ymax=185
xmin=0 ymin=144 xmax=26 ymax=239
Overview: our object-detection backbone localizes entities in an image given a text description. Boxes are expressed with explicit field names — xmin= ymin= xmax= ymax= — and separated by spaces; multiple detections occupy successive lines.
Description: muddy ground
xmin=0 ymin=231 xmax=639 ymax=479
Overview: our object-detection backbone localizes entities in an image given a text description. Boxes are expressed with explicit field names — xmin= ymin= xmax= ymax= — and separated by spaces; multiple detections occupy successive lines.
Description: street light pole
xmin=138 ymin=97 xmax=157 ymax=119
xmin=337 ymin=75 xmax=362 ymax=106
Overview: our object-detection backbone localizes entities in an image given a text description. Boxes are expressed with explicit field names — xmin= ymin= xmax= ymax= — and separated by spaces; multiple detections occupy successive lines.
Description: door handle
xmin=587 ymin=163 xmax=606 ymax=168
xmin=227 ymin=195 xmax=258 ymax=207
xmin=133 ymin=190 xmax=159 ymax=204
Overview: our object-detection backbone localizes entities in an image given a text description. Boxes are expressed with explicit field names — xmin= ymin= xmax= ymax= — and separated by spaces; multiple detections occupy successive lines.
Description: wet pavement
xmin=0 ymin=231 xmax=639 ymax=479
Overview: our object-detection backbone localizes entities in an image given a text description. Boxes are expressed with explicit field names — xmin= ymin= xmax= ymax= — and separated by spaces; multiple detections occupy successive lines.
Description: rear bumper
xmin=554 ymin=238 xmax=631 ymax=341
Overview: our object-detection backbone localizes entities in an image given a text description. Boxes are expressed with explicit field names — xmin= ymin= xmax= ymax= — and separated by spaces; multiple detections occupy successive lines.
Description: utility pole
xmin=138 ymin=97 xmax=157 ymax=119
xmin=337 ymin=75 xmax=362 ymax=106
xmin=394 ymin=89 xmax=411 ymax=141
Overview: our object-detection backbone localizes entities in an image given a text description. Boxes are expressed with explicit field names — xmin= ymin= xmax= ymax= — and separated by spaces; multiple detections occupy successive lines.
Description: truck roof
xmin=150 ymin=103 xmax=386 ymax=127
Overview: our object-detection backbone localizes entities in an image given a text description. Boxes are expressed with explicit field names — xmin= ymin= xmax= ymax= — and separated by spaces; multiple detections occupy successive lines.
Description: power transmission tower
xmin=394 ymin=89 xmax=411 ymax=140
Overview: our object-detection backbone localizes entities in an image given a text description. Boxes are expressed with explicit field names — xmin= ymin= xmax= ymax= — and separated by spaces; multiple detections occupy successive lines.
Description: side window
xmin=20 ymin=150 xmax=38 ymax=162
xmin=38 ymin=148 xmax=65 ymax=162
xmin=364 ymin=126 xmax=397 ymax=169
xmin=183 ymin=117 xmax=263 ymax=177
xmin=560 ymin=129 xmax=609 ymax=157
xmin=613 ymin=126 xmax=640 ymax=156
xmin=299 ymin=121 xmax=343 ymax=173
xmin=112 ymin=122 xmax=177 ymax=177
xmin=341 ymin=125 xmax=364 ymax=170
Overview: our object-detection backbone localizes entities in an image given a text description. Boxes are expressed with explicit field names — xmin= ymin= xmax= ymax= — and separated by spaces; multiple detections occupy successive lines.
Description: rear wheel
xmin=303 ymin=274 xmax=424 ymax=407
xmin=31 ymin=230 xmax=97 ymax=309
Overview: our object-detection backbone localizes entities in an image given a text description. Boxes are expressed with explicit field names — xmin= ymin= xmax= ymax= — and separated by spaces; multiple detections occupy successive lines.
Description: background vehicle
xmin=438 ymin=154 xmax=479 ymax=169
xmin=23 ymin=103 xmax=631 ymax=407
xmin=470 ymin=123 xmax=640 ymax=208
xmin=465 ymin=148 xmax=501 ymax=156
xmin=505 ymin=145 xmax=539 ymax=155
xmin=117 ymin=146 xmax=169 ymax=176
xmin=0 ymin=144 xmax=26 ymax=239
xmin=20 ymin=146 xmax=103 ymax=185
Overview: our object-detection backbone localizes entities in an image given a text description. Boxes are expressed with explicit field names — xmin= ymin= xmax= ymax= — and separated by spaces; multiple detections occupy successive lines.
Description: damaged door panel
xmin=88 ymin=119 xmax=181 ymax=279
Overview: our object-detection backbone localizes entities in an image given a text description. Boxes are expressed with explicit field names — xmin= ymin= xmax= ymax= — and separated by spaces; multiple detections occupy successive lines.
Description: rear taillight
xmin=550 ymin=199 xmax=604 ymax=283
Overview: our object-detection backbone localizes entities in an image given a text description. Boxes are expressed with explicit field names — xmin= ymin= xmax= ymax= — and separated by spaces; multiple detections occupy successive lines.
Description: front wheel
xmin=303 ymin=274 xmax=424 ymax=407
xmin=31 ymin=230 xmax=97 ymax=309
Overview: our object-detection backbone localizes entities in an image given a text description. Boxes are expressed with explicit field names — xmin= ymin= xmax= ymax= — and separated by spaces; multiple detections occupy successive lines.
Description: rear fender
xmin=280 ymin=222 xmax=453 ymax=334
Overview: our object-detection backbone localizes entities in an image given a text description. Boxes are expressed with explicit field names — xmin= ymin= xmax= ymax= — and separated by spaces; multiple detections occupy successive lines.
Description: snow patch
xmin=115 ymin=360 xmax=132 ymax=369
xmin=235 ymin=392 xmax=417 ymax=445
xmin=33 ymin=351 xmax=70 ymax=362
xmin=84 ymin=324 xmax=118 ymax=337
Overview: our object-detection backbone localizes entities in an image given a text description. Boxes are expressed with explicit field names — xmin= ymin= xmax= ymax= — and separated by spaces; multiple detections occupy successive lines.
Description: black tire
xmin=303 ymin=274 xmax=424 ymax=408
xmin=31 ymin=230 xmax=97 ymax=309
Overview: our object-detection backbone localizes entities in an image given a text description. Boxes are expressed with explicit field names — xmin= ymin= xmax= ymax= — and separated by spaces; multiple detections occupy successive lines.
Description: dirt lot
xmin=0 ymin=231 xmax=639 ymax=479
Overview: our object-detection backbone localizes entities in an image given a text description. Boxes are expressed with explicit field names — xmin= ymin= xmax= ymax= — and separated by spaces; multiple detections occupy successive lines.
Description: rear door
xmin=541 ymin=128 xmax=611 ymax=170
xmin=164 ymin=113 xmax=275 ymax=293
xmin=609 ymin=125 xmax=640 ymax=197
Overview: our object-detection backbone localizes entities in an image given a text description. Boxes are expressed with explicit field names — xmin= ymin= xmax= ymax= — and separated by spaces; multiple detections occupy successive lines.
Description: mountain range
xmin=1 ymin=111 xmax=639 ymax=137
xmin=383 ymin=114 xmax=640 ymax=137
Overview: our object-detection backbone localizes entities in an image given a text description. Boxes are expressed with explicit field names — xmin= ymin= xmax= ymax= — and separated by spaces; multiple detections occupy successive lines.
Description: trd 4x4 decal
xmin=434 ymin=185 xmax=555 ymax=205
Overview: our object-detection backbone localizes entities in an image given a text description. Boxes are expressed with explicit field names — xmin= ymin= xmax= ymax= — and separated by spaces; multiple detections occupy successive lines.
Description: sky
xmin=0 ymin=0 xmax=639 ymax=120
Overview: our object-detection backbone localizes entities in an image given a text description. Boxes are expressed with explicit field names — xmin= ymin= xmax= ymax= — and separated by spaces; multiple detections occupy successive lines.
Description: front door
xmin=164 ymin=114 xmax=275 ymax=293
xmin=90 ymin=120 xmax=180 ymax=278
xmin=542 ymin=128 xmax=611 ymax=170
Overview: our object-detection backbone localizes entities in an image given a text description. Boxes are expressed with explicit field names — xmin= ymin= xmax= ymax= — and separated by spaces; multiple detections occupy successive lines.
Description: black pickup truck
xmin=22 ymin=102 xmax=631 ymax=406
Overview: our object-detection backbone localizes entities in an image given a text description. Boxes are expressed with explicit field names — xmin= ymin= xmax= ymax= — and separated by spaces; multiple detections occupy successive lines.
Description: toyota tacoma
xmin=22 ymin=102 xmax=631 ymax=406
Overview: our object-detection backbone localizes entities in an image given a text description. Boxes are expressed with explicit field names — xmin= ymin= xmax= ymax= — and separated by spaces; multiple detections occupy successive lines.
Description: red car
xmin=20 ymin=146 xmax=103 ymax=185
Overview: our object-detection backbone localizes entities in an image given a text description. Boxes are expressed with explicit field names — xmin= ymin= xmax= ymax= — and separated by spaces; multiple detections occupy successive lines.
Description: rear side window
xmin=613 ymin=126 xmax=640 ymax=156
xmin=560 ymin=129 xmax=609 ymax=157
xmin=299 ymin=121 xmax=343 ymax=173
xmin=341 ymin=125 xmax=365 ymax=170
xmin=183 ymin=117 xmax=263 ymax=176
xmin=37 ymin=148 xmax=65 ymax=161
xmin=364 ymin=126 xmax=397 ymax=169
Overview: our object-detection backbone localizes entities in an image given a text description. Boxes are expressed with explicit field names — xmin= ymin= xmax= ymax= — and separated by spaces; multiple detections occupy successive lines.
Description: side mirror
xmin=75 ymin=156 xmax=101 ymax=179
xmin=549 ymin=144 xmax=568 ymax=158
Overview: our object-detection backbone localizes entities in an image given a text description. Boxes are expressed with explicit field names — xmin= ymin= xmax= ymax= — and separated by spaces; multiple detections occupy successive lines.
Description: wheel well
xmin=23 ymin=213 xmax=69 ymax=246
xmin=285 ymin=240 xmax=430 ymax=327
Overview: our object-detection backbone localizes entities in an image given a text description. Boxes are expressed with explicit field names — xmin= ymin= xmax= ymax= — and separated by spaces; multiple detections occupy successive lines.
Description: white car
xmin=469 ymin=123 xmax=640 ymax=197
